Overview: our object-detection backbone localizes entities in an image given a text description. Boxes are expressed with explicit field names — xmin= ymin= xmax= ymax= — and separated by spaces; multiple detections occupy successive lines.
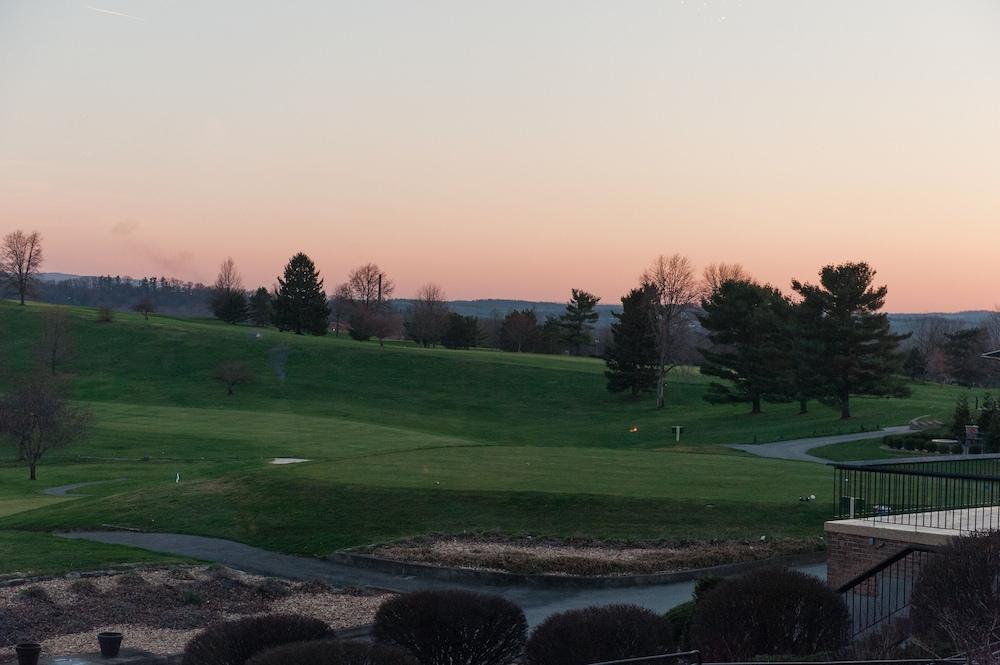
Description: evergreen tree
xmin=605 ymin=284 xmax=659 ymax=396
xmin=903 ymin=347 xmax=927 ymax=380
xmin=792 ymin=262 xmax=910 ymax=419
xmin=247 ymin=287 xmax=274 ymax=327
xmin=441 ymin=313 xmax=481 ymax=349
xmin=698 ymin=280 xmax=788 ymax=414
xmin=779 ymin=296 xmax=829 ymax=414
xmin=538 ymin=315 xmax=565 ymax=355
xmin=952 ymin=395 xmax=972 ymax=440
xmin=560 ymin=289 xmax=600 ymax=356
xmin=211 ymin=290 xmax=248 ymax=324
xmin=499 ymin=310 xmax=540 ymax=352
xmin=272 ymin=253 xmax=330 ymax=335
xmin=210 ymin=258 xmax=248 ymax=324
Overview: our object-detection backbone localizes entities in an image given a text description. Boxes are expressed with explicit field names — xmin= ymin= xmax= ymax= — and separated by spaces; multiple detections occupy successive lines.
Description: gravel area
xmin=0 ymin=566 xmax=391 ymax=658
xmin=364 ymin=535 xmax=822 ymax=576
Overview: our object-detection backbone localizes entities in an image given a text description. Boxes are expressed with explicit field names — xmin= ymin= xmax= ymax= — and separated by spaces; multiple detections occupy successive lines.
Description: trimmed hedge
xmin=248 ymin=639 xmax=417 ymax=665
xmin=524 ymin=604 xmax=674 ymax=665
xmin=689 ymin=568 xmax=850 ymax=661
xmin=373 ymin=590 xmax=526 ymax=665
xmin=182 ymin=614 xmax=333 ymax=665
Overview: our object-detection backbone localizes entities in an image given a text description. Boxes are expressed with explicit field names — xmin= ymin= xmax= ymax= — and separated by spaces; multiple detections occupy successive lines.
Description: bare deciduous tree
xmin=213 ymin=360 xmax=253 ymax=396
xmin=702 ymin=262 xmax=749 ymax=297
xmin=641 ymin=254 xmax=701 ymax=408
xmin=330 ymin=283 xmax=353 ymax=336
xmin=35 ymin=308 xmax=73 ymax=375
xmin=0 ymin=375 xmax=90 ymax=480
xmin=345 ymin=264 xmax=395 ymax=307
xmin=133 ymin=297 xmax=156 ymax=320
xmin=407 ymin=283 xmax=450 ymax=348
xmin=1 ymin=230 xmax=44 ymax=305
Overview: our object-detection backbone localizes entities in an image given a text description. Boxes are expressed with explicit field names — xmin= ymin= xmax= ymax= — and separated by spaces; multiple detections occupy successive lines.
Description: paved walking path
xmin=43 ymin=479 xmax=126 ymax=496
xmin=727 ymin=426 xmax=911 ymax=464
xmin=58 ymin=531 xmax=825 ymax=627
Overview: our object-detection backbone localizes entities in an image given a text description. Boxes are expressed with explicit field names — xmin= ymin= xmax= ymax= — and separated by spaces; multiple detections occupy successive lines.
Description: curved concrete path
xmin=43 ymin=479 xmax=126 ymax=496
xmin=58 ymin=531 xmax=825 ymax=627
xmin=727 ymin=426 xmax=911 ymax=464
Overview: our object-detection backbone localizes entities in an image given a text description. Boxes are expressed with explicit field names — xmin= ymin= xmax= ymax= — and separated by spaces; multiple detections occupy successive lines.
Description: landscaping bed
xmin=0 ymin=566 xmax=391 ymax=658
xmin=359 ymin=534 xmax=823 ymax=576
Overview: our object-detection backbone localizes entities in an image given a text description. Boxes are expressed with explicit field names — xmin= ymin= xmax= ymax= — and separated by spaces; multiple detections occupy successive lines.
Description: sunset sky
xmin=1 ymin=1 xmax=998 ymax=311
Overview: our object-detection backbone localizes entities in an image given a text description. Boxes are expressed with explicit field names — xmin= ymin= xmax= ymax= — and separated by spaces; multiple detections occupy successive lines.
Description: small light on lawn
xmin=629 ymin=425 xmax=639 ymax=433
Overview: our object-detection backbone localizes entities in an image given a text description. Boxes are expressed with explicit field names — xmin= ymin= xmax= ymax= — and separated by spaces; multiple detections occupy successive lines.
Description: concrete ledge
xmin=326 ymin=550 xmax=828 ymax=589
xmin=824 ymin=519 xmax=955 ymax=547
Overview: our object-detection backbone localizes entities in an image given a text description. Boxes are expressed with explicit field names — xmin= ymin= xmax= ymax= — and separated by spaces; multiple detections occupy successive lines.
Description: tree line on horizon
xmin=5 ymin=228 xmax=1000 ymax=417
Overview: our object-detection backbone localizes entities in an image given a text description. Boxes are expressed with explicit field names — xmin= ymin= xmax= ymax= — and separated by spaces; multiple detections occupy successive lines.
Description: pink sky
xmin=2 ymin=1 xmax=998 ymax=310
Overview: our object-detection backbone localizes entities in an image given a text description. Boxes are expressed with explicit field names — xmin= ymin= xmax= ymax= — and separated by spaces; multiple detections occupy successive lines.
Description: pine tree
xmin=605 ymin=284 xmax=659 ymax=396
xmin=791 ymin=262 xmax=910 ymax=419
xmin=952 ymin=395 xmax=972 ymax=440
xmin=272 ymin=253 xmax=331 ymax=335
xmin=248 ymin=287 xmax=273 ymax=327
xmin=560 ymin=289 xmax=600 ymax=356
xmin=698 ymin=280 xmax=788 ymax=414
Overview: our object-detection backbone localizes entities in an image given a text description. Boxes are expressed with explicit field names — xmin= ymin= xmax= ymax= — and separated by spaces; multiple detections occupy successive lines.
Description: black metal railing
xmin=833 ymin=455 xmax=1000 ymax=532
xmin=588 ymin=652 xmax=965 ymax=665
xmin=588 ymin=650 xmax=702 ymax=665
xmin=835 ymin=545 xmax=937 ymax=636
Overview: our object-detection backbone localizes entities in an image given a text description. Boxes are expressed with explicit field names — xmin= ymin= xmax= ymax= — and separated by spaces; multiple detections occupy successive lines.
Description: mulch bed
xmin=360 ymin=534 xmax=824 ymax=576
xmin=0 ymin=566 xmax=390 ymax=657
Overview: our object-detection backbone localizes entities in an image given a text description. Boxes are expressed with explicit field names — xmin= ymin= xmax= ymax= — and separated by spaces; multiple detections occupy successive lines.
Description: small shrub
xmin=902 ymin=438 xmax=916 ymax=451
xmin=693 ymin=575 xmax=722 ymax=602
xmin=689 ymin=568 xmax=849 ymax=661
xmin=180 ymin=590 xmax=205 ymax=606
xmin=256 ymin=578 xmax=292 ymax=599
xmin=68 ymin=579 xmax=99 ymax=595
xmin=248 ymin=639 xmax=417 ymax=665
xmin=373 ymin=590 xmax=526 ymax=665
xmin=17 ymin=586 xmax=51 ymax=603
xmin=524 ymin=604 xmax=674 ymax=665
xmin=924 ymin=441 xmax=938 ymax=454
xmin=911 ymin=532 xmax=1000 ymax=654
xmin=117 ymin=572 xmax=147 ymax=587
xmin=664 ymin=601 xmax=695 ymax=649
xmin=970 ymin=445 xmax=983 ymax=455
xmin=339 ymin=642 xmax=418 ymax=665
xmin=951 ymin=443 xmax=964 ymax=455
xmin=182 ymin=614 xmax=333 ymax=665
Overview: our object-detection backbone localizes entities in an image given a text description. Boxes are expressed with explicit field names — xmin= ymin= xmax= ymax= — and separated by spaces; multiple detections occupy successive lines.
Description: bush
xmin=183 ymin=614 xmax=333 ymax=665
xmin=373 ymin=590 xmax=526 ymax=665
xmin=248 ymin=639 xmax=417 ymax=665
xmin=911 ymin=532 xmax=1000 ymax=654
xmin=923 ymin=440 xmax=937 ymax=453
xmin=664 ymin=601 xmax=694 ymax=649
xmin=951 ymin=443 xmax=964 ymax=455
xmin=524 ymin=604 xmax=674 ymax=665
xmin=689 ymin=568 xmax=849 ymax=661
xmin=902 ymin=437 xmax=916 ymax=451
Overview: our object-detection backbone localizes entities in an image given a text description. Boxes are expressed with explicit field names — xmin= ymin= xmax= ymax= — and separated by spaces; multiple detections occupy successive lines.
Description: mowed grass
xmin=0 ymin=300 xmax=967 ymax=574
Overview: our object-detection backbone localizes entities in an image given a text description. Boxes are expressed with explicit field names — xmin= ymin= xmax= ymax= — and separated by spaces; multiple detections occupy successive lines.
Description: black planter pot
xmin=97 ymin=632 xmax=123 ymax=659
xmin=15 ymin=642 xmax=42 ymax=665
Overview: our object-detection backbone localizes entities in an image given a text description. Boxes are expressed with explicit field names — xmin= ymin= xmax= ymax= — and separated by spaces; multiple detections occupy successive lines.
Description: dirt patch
xmin=0 ymin=566 xmax=390 ymax=657
xmin=361 ymin=534 xmax=823 ymax=576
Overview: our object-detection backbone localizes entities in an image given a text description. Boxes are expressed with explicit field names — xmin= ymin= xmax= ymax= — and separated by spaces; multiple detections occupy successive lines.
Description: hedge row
xmin=180 ymin=570 xmax=851 ymax=665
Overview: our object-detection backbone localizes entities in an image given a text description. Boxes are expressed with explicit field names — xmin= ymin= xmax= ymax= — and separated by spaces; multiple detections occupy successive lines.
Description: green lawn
xmin=0 ymin=300 xmax=968 ymax=575
xmin=809 ymin=438 xmax=920 ymax=462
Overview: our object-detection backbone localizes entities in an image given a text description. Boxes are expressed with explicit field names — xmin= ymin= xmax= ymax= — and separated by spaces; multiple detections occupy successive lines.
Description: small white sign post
xmin=672 ymin=426 xmax=683 ymax=442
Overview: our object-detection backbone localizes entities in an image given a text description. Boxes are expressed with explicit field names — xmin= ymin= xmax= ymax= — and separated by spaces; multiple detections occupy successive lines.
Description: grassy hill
xmin=0 ymin=300 xmax=966 ymax=575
